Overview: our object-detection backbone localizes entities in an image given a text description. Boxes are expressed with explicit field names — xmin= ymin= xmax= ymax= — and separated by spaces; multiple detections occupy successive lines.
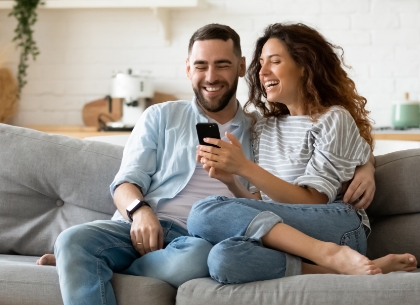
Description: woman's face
xmin=259 ymin=38 xmax=304 ymax=115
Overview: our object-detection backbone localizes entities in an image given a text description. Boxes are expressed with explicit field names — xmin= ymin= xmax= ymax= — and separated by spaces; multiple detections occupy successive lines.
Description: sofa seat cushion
xmin=177 ymin=273 xmax=420 ymax=305
xmin=0 ymin=254 xmax=176 ymax=305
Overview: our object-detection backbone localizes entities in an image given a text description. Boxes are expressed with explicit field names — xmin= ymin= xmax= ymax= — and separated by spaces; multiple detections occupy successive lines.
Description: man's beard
xmin=193 ymin=78 xmax=239 ymax=113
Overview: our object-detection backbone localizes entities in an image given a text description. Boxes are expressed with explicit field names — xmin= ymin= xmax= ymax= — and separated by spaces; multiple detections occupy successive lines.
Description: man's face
xmin=186 ymin=39 xmax=245 ymax=113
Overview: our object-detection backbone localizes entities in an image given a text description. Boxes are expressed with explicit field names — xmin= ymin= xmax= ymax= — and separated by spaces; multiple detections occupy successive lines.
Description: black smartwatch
xmin=126 ymin=199 xmax=151 ymax=221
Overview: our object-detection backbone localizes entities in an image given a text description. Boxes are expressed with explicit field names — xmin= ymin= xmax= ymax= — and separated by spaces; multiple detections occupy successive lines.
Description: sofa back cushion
xmin=368 ymin=148 xmax=420 ymax=263
xmin=0 ymin=124 xmax=123 ymax=256
xmin=369 ymin=149 xmax=420 ymax=217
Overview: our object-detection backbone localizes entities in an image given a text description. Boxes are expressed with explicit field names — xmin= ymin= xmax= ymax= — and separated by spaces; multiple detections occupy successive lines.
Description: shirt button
xmin=56 ymin=199 xmax=64 ymax=207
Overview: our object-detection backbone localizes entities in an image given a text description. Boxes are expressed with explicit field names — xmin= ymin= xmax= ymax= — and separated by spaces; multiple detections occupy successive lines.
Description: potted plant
xmin=8 ymin=0 xmax=43 ymax=93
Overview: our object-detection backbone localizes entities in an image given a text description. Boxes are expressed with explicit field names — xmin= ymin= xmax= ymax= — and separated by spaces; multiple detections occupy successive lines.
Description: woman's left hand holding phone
xmin=196 ymin=143 xmax=234 ymax=186
xmin=197 ymin=132 xmax=251 ymax=178
xmin=197 ymin=133 xmax=262 ymax=200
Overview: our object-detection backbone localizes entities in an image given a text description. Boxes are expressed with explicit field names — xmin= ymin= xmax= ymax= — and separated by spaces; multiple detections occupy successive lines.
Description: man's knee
xmin=172 ymin=237 xmax=212 ymax=274
xmin=54 ymin=222 xmax=102 ymax=258
xmin=55 ymin=224 xmax=85 ymax=251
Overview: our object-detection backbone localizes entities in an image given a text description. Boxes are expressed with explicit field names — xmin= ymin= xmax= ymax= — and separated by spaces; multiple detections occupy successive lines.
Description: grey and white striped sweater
xmin=250 ymin=106 xmax=371 ymax=231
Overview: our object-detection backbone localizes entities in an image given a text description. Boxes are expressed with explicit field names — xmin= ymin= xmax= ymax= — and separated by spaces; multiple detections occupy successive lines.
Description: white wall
xmin=0 ymin=0 xmax=419 ymax=126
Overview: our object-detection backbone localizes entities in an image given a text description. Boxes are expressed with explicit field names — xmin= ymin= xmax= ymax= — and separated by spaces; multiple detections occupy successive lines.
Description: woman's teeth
xmin=265 ymin=81 xmax=279 ymax=88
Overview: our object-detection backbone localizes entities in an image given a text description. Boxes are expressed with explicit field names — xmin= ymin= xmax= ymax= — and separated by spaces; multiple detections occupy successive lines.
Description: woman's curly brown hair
xmin=245 ymin=23 xmax=373 ymax=150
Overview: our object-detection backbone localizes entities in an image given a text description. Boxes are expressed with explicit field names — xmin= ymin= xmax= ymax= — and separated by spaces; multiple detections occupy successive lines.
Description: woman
xmin=189 ymin=23 xmax=417 ymax=284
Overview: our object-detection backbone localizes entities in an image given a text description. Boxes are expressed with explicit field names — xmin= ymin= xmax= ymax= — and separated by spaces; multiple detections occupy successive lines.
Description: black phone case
xmin=196 ymin=123 xmax=221 ymax=148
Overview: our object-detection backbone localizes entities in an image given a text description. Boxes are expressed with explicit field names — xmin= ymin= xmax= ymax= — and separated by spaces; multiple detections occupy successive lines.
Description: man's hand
xmin=130 ymin=206 xmax=164 ymax=256
xmin=113 ymin=183 xmax=163 ymax=255
xmin=343 ymin=158 xmax=376 ymax=210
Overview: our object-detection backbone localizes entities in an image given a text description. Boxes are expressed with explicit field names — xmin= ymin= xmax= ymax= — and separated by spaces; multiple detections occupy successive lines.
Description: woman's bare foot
xmin=302 ymin=262 xmax=337 ymax=275
xmin=316 ymin=243 xmax=382 ymax=275
xmin=36 ymin=254 xmax=56 ymax=266
xmin=373 ymin=254 xmax=417 ymax=273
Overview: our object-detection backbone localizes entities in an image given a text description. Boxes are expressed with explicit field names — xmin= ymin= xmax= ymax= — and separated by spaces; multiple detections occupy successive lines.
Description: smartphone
xmin=196 ymin=123 xmax=221 ymax=148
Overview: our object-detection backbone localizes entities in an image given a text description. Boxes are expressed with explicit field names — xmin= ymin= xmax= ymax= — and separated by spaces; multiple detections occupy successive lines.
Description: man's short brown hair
xmin=188 ymin=24 xmax=242 ymax=58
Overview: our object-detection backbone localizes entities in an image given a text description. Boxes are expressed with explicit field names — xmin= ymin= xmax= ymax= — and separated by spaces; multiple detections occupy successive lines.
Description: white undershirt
xmin=155 ymin=118 xmax=234 ymax=229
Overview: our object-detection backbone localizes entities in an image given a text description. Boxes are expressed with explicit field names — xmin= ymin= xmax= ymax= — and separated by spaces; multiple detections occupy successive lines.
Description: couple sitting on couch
xmin=37 ymin=23 xmax=417 ymax=305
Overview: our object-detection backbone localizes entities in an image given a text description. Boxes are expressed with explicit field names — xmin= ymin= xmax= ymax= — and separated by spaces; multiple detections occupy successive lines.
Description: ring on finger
xmin=137 ymin=242 xmax=143 ymax=245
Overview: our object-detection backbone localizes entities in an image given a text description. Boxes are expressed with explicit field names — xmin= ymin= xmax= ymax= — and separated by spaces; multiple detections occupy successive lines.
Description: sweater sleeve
xmin=294 ymin=107 xmax=371 ymax=203
xmin=248 ymin=118 xmax=265 ymax=194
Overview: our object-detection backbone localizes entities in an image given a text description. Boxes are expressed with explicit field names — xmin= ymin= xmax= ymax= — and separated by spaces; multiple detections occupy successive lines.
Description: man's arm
xmin=114 ymin=182 xmax=163 ymax=256
xmin=343 ymin=153 xmax=376 ymax=210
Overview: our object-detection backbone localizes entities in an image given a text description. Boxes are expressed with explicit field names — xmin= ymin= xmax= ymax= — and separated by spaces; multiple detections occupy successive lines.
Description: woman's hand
xmin=197 ymin=146 xmax=258 ymax=200
xmin=196 ymin=146 xmax=236 ymax=185
xmin=201 ymin=158 xmax=236 ymax=185
xmin=196 ymin=132 xmax=251 ymax=177
xmin=342 ymin=159 xmax=375 ymax=210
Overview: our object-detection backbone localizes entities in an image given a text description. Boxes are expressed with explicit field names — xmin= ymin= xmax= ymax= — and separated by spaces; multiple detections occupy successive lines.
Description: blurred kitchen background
xmin=0 ymin=0 xmax=419 ymax=128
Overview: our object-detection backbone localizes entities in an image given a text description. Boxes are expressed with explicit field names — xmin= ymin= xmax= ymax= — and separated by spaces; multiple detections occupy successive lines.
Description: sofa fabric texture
xmin=0 ymin=254 xmax=177 ymax=305
xmin=1 ymin=123 xmax=420 ymax=305
xmin=0 ymin=124 xmax=122 ymax=256
xmin=177 ymin=273 xmax=420 ymax=305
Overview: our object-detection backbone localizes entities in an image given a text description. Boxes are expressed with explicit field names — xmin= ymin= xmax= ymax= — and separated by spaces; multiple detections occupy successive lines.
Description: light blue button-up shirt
xmin=110 ymin=97 xmax=254 ymax=221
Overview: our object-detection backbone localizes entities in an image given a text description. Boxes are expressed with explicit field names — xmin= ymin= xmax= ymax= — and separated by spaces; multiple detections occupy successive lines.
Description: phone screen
xmin=196 ymin=123 xmax=221 ymax=148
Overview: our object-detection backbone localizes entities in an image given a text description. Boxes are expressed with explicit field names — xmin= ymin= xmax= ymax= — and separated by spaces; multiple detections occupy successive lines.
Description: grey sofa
xmin=1 ymin=123 xmax=419 ymax=305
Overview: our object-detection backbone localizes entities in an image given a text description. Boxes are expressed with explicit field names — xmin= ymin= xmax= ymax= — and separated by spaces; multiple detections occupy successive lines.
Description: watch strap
xmin=126 ymin=199 xmax=151 ymax=221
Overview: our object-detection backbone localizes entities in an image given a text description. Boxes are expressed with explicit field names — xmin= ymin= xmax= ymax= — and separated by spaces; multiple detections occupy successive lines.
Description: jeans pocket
xmin=340 ymin=221 xmax=367 ymax=255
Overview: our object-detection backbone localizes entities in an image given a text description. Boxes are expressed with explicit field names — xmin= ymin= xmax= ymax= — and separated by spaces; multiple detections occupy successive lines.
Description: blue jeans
xmin=187 ymin=196 xmax=367 ymax=284
xmin=54 ymin=220 xmax=212 ymax=305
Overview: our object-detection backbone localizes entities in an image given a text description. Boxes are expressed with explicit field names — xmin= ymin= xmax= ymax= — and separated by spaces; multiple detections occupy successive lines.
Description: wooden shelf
xmin=0 ymin=0 xmax=208 ymax=44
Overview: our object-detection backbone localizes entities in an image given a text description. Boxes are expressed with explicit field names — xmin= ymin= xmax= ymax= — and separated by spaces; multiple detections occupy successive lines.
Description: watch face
xmin=127 ymin=199 xmax=141 ymax=212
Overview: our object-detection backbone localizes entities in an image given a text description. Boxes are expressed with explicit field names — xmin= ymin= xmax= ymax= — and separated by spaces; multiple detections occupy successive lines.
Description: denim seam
xmin=162 ymin=222 xmax=173 ymax=239
xmin=94 ymin=243 xmax=134 ymax=305
xmin=97 ymin=258 xmax=107 ymax=305
xmin=340 ymin=222 xmax=363 ymax=250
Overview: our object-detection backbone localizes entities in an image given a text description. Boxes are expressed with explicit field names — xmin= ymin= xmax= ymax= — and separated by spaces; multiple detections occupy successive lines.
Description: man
xmin=38 ymin=24 xmax=376 ymax=305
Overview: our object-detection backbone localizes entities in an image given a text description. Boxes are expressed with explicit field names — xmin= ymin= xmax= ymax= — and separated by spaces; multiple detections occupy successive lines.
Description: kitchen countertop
xmin=24 ymin=125 xmax=420 ymax=142
xmin=373 ymin=129 xmax=420 ymax=141
xmin=26 ymin=125 xmax=131 ymax=139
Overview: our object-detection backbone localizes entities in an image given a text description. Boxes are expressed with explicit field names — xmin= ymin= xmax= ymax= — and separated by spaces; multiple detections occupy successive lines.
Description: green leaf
xmin=9 ymin=0 xmax=42 ymax=91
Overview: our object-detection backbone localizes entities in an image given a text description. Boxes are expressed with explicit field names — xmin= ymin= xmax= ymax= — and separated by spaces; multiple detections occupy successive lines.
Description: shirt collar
xmin=191 ymin=96 xmax=246 ymax=127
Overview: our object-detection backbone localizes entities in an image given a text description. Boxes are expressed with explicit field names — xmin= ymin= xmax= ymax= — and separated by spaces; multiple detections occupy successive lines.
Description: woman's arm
xmin=240 ymin=161 xmax=328 ymax=204
xmin=198 ymin=155 xmax=260 ymax=199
